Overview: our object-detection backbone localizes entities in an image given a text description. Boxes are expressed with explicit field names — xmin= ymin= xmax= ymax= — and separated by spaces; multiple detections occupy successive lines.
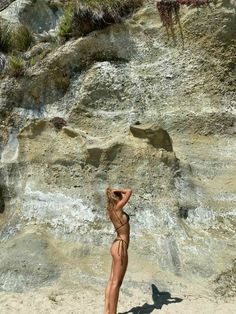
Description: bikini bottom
xmin=112 ymin=237 xmax=128 ymax=266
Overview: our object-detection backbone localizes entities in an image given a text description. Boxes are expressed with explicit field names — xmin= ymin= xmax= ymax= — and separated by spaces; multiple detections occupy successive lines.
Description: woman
xmin=105 ymin=187 xmax=133 ymax=314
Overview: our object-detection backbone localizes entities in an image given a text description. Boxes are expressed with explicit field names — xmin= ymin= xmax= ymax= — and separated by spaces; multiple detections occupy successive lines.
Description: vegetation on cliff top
xmin=8 ymin=54 xmax=25 ymax=78
xmin=59 ymin=0 xmax=143 ymax=39
xmin=0 ymin=20 xmax=33 ymax=77
xmin=58 ymin=0 xmax=217 ymax=41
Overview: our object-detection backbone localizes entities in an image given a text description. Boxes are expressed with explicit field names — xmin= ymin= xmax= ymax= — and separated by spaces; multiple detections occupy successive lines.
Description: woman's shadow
xmin=119 ymin=284 xmax=183 ymax=314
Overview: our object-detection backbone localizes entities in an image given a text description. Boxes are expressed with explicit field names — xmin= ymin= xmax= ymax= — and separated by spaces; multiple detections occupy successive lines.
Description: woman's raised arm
xmin=114 ymin=188 xmax=132 ymax=210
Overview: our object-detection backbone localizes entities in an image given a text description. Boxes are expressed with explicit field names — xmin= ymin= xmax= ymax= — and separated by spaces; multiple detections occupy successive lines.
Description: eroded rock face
xmin=0 ymin=0 xmax=62 ymax=33
xmin=130 ymin=123 xmax=173 ymax=151
xmin=214 ymin=259 xmax=236 ymax=298
xmin=17 ymin=118 xmax=86 ymax=163
xmin=0 ymin=0 xmax=235 ymax=296
xmin=0 ymin=232 xmax=60 ymax=292
xmin=0 ymin=0 xmax=15 ymax=12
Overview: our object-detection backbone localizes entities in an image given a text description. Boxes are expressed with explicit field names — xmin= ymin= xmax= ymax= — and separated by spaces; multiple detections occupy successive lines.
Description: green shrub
xmin=58 ymin=1 xmax=75 ymax=39
xmin=0 ymin=19 xmax=32 ymax=53
xmin=29 ymin=57 xmax=37 ymax=67
xmin=11 ymin=25 xmax=32 ymax=52
xmin=8 ymin=55 xmax=25 ymax=77
xmin=0 ymin=19 xmax=12 ymax=53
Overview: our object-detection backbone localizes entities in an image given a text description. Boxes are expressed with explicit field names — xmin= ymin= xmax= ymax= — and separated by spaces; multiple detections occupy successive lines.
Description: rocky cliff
xmin=0 ymin=0 xmax=235 ymax=305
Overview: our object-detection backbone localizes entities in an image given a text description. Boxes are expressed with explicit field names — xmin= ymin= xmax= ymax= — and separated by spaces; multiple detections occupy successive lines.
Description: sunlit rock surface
xmin=0 ymin=0 xmax=15 ymax=12
xmin=0 ymin=0 xmax=235 ymax=301
xmin=0 ymin=232 xmax=60 ymax=292
xmin=0 ymin=0 xmax=62 ymax=33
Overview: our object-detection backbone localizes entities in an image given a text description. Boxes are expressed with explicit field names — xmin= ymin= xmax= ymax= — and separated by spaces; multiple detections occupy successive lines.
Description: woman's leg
xmin=104 ymin=260 xmax=114 ymax=314
xmin=109 ymin=240 xmax=128 ymax=314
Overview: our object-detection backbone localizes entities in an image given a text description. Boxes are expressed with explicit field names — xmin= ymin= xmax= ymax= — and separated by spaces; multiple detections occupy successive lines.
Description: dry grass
xmin=0 ymin=19 xmax=12 ymax=53
xmin=59 ymin=0 xmax=143 ymax=39
xmin=0 ymin=19 xmax=32 ymax=53
xmin=11 ymin=25 xmax=32 ymax=52
xmin=8 ymin=55 xmax=25 ymax=78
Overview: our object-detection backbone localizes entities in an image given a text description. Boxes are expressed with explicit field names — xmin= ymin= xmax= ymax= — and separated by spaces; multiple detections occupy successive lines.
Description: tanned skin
xmin=105 ymin=187 xmax=132 ymax=314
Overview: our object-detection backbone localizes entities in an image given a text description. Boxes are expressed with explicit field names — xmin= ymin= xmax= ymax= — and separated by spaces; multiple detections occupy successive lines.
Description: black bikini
xmin=112 ymin=212 xmax=130 ymax=265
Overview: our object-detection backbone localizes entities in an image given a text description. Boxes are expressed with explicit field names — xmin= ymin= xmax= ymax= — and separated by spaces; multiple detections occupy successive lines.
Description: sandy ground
xmin=0 ymin=285 xmax=235 ymax=314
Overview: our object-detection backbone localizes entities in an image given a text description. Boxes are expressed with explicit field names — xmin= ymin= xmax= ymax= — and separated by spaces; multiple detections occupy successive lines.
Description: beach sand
xmin=0 ymin=285 xmax=235 ymax=314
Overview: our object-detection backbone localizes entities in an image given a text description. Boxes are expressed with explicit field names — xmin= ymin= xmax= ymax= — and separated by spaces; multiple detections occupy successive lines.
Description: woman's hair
xmin=106 ymin=187 xmax=122 ymax=212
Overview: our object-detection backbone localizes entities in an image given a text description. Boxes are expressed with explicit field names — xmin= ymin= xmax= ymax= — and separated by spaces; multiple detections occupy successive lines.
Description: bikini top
xmin=115 ymin=212 xmax=130 ymax=232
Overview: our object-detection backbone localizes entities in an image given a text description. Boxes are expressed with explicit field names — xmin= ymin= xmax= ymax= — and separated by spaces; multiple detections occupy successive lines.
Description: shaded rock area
xmin=214 ymin=259 xmax=236 ymax=298
xmin=0 ymin=0 xmax=15 ymax=12
xmin=130 ymin=123 xmax=173 ymax=151
xmin=0 ymin=0 xmax=235 ymax=304
xmin=0 ymin=53 xmax=7 ymax=73
xmin=50 ymin=117 xmax=67 ymax=130
xmin=0 ymin=186 xmax=5 ymax=213
xmin=0 ymin=232 xmax=60 ymax=292
xmin=17 ymin=118 xmax=87 ymax=164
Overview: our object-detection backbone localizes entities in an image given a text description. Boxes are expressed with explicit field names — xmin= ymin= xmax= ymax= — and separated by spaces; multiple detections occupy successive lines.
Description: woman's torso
xmin=109 ymin=210 xmax=130 ymax=246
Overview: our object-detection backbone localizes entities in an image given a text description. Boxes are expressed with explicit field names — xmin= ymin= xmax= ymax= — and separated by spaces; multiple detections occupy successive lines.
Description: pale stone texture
xmin=0 ymin=0 xmax=235 ymax=305
xmin=0 ymin=232 xmax=60 ymax=292
xmin=0 ymin=0 xmax=62 ymax=33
